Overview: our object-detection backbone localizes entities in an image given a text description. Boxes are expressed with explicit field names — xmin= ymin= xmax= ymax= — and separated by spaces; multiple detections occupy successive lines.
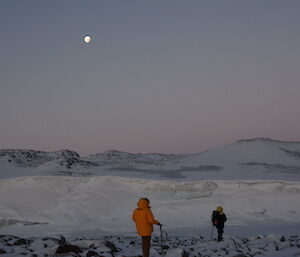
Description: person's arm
xmin=146 ymin=209 xmax=160 ymax=224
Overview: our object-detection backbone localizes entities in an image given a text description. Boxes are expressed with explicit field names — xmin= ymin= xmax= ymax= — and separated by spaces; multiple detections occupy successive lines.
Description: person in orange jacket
xmin=132 ymin=197 xmax=160 ymax=257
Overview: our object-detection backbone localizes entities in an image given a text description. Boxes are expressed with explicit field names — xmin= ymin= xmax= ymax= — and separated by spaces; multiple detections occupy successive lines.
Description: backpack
xmin=211 ymin=210 xmax=219 ymax=226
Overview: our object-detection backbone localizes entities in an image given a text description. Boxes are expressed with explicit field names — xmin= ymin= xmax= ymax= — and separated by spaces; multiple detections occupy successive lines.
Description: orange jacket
xmin=132 ymin=198 xmax=159 ymax=236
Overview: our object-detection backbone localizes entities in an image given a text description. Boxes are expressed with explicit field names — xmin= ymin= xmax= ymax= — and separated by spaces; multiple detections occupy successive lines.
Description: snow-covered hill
xmin=86 ymin=150 xmax=184 ymax=165
xmin=171 ymin=138 xmax=300 ymax=180
xmin=0 ymin=149 xmax=98 ymax=169
xmin=1 ymin=138 xmax=300 ymax=180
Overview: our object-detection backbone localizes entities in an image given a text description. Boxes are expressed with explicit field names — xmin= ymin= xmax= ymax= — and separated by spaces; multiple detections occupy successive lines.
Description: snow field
xmin=0 ymin=176 xmax=299 ymax=237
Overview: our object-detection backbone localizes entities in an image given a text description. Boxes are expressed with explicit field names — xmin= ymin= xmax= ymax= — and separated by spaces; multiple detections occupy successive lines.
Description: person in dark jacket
xmin=211 ymin=206 xmax=227 ymax=242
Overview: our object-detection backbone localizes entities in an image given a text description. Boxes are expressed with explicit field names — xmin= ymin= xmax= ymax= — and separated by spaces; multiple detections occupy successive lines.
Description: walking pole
xmin=159 ymin=224 xmax=163 ymax=249
xmin=210 ymin=224 xmax=214 ymax=240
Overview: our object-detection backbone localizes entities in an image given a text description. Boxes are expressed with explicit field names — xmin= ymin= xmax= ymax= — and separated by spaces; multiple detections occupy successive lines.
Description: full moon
xmin=84 ymin=35 xmax=91 ymax=43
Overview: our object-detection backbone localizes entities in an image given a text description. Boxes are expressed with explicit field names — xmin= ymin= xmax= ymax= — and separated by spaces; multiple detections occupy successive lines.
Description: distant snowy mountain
xmin=170 ymin=137 xmax=300 ymax=180
xmin=0 ymin=149 xmax=183 ymax=169
xmin=1 ymin=138 xmax=300 ymax=180
xmin=86 ymin=149 xmax=185 ymax=165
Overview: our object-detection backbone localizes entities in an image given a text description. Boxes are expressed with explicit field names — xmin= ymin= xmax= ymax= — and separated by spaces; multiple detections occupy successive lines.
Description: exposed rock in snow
xmin=0 ymin=234 xmax=299 ymax=257
xmin=0 ymin=149 xmax=99 ymax=169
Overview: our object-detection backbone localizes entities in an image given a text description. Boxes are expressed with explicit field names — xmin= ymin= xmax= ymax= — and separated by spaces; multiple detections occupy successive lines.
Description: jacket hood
xmin=216 ymin=206 xmax=223 ymax=213
xmin=137 ymin=198 xmax=150 ymax=209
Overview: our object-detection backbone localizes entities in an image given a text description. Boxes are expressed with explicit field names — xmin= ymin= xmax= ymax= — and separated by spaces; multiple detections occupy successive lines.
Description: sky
xmin=0 ymin=1 xmax=300 ymax=156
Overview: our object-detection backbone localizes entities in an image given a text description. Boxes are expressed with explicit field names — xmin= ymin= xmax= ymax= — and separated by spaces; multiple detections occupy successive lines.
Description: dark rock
xmin=105 ymin=240 xmax=118 ymax=253
xmin=58 ymin=235 xmax=66 ymax=245
xmin=86 ymin=250 xmax=99 ymax=257
xmin=280 ymin=236 xmax=286 ymax=242
xmin=55 ymin=244 xmax=82 ymax=254
xmin=0 ymin=249 xmax=7 ymax=254
xmin=13 ymin=238 xmax=32 ymax=246
xmin=182 ymin=250 xmax=189 ymax=257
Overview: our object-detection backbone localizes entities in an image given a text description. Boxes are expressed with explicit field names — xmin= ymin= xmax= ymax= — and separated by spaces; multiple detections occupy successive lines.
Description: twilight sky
xmin=1 ymin=1 xmax=300 ymax=156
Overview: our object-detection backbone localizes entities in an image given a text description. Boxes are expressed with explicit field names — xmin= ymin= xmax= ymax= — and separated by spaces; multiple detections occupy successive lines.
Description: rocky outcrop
xmin=0 ymin=149 xmax=99 ymax=169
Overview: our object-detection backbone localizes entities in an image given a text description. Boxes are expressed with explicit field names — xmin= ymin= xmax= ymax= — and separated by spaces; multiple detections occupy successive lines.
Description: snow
xmin=1 ymin=176 xmax=299 ymax=237
xmin=0 ymin=138 xmax=300 ymax=256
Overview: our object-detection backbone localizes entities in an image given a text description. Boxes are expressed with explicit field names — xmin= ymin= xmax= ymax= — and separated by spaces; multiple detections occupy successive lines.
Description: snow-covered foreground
xmin=1 ymin=233 xmax=300 ymax=257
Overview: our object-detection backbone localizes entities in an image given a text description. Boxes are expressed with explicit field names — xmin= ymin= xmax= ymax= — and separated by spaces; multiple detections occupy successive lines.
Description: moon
xmin=84 ymin=35 xmax=91 ymax=43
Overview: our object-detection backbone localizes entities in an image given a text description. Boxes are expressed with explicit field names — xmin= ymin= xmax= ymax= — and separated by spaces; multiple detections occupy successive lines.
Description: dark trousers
xmin=216 ymin=226 xmax=224 ymax=241
xmin=141 ymin=236 xmax=151 ymax=257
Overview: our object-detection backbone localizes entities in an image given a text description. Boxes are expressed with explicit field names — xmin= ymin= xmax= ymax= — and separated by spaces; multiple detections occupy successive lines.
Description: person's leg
xmin=220 ymin=226 xmax=224 ymax=240
xmin=142 ymin=236 xmax=151 ymax=257
xmin=217 ymin=227 xmax=223 ymax=241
